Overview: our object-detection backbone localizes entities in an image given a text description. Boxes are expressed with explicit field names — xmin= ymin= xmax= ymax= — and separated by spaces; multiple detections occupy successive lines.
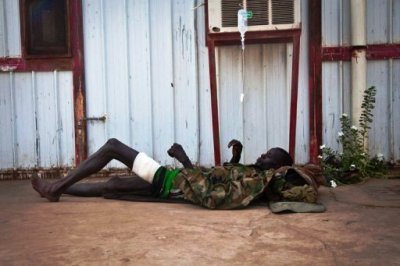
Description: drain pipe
xmin=350 ymin=0 xmax=367 ymax=130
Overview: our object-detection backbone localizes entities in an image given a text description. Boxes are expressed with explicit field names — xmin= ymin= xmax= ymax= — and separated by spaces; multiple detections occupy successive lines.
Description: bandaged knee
xmin=132 ymin=153 xmax=161 ymax=183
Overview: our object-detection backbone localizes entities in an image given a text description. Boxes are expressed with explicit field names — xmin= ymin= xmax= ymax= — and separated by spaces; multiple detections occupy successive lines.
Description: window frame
xmin=20 ymin=0 xmax=72 ymax=59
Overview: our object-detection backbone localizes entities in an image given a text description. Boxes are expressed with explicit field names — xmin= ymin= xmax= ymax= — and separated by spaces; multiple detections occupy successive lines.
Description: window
xmin=20 ymin=0 xmax=71 ymax=58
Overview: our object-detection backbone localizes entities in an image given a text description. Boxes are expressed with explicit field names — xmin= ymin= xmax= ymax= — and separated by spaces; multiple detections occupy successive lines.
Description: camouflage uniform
xmin=173 ymin=164 xmax=318 ymax=210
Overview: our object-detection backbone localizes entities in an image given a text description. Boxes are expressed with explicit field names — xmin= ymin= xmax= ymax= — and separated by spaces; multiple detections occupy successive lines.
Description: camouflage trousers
xmin=173 ymin=165 xmax=275 ymax=210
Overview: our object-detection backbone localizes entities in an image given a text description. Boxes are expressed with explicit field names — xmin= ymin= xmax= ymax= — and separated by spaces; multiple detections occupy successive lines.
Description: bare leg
xmin=31 ymin=138 xmax=139 ymax=202
xmin=64 ymin=176 xmax=151 ymax=197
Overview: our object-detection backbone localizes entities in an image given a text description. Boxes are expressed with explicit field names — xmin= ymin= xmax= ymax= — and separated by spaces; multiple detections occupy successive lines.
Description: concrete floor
xmin=0 ymin=178 xmax=399 ymax=266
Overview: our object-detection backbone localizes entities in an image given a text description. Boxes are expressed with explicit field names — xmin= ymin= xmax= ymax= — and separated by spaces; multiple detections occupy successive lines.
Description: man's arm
xmin=228 ymin=139 xmax=243 ymax=163
xmin=167 ymin=143 xmax=194 ymax=169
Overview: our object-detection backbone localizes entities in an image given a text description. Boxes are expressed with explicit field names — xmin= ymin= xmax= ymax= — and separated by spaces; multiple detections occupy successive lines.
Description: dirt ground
xmin=0 ymin=178 xmax=399 ymax=266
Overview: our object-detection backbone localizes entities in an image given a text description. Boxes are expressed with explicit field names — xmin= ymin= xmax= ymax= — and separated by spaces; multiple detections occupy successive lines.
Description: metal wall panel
xmin=322 ymin=0 xmax=351 ymax=46
xmin=0 ymin=0 xmax=21 ymax=57
xmin=0 ymin=72 xmax=75 ymax=169
xmin=83 ymin=0 xmax=205 ymax=166
xmin=217 ymin=44 xmax=291 ymax=164
xmin=82 ymin=0 xmax=311 ymax=166
xmin=0 ymin=73 xmax=14 ymax=168
xmin=322 ymin=0 xmax=400 ymax=162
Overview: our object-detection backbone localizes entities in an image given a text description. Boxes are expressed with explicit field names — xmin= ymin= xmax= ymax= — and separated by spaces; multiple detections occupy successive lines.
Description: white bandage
xmin=132 ymin=152 xmax=161 ymax=183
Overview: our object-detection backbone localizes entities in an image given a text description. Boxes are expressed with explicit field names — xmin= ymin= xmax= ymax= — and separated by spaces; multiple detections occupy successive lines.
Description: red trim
xmin=70 ymin=0 xmax=87 ymax=165
xmin=0 ymin=0 xmax=86 ymax=166
xmin=308 ymin=0 xmax=322 ymax=164
xmin=289 ymin=34 xmax=300 ymax=159
xmin=322 ymin=44 xmax=400 ymax=61
xmin=0 ymin=57 xmax=73 ymax=71
xmin=207 ymin=41 xmax=221 ymax=165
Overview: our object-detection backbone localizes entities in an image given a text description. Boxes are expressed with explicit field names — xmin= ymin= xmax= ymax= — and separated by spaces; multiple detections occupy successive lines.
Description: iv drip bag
xmin=238 ymin=9 xmax=248 ymax=50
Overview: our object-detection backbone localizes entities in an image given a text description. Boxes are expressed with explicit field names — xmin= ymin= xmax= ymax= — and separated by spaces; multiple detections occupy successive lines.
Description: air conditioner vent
xmin=221 ymin=0 xmax=241 ymax=27
xmin=247 ymin=1 xmax=269 ymax=26
xmin=271 ymin=0 xmax=294 ymax=24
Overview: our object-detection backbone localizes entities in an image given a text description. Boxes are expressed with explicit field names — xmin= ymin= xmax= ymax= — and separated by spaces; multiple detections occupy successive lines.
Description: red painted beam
xmin=0 ymin=58 xmax=73 ymax=71
xmin=322 ymin=44 xmax=400 ymax=61
xmin=308 ymin=0 xmax=322 ymax=164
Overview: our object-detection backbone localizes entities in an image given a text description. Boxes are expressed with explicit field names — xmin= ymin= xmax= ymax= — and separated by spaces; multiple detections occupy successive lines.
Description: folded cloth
xmin=269 ymin=201 xmax=326 ymax=213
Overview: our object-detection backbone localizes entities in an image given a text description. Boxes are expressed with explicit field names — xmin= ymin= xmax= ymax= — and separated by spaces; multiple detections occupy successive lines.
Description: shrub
xmin=319 ymin=86 xmax=386 ymax=184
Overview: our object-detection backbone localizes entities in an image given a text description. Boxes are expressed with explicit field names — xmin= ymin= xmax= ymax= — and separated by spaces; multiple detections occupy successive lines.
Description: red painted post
xmin=289 ymin=33 xmax=301 ymax=160
xmin=308 ymin=0 xmax=322 ymax=164
xmin=70 ymin=0 xmax=87 ymax=165
xmin=207 ymin=40 xmax=222 ymax=165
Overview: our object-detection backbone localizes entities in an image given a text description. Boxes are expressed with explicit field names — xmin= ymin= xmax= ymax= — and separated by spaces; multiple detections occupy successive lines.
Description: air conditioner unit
xmin=208 ymin=0 xmax=301 ymax=33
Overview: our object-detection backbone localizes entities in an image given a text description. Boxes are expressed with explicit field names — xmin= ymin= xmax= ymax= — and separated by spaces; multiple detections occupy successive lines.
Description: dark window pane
xmin=23 ymin=0 xmax=70 ymax=57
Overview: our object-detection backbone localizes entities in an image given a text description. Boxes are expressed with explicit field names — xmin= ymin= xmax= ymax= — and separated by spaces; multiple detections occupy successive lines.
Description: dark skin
xmin=32 ymin=138 xmax=290 ymax=202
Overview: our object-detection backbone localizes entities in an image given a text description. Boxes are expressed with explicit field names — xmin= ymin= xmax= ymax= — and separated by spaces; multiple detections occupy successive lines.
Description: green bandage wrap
xmin=161 ymin=169 xmax=181 ymax=198
xmin=153 ymin=167 xmax=181 ymax=198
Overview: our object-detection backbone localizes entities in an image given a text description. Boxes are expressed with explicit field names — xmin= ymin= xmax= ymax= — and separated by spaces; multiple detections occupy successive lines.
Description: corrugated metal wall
xmin=0 ymin=72 xmax=76 ymax=169
xmin=0 ymin=0 xmax=20 ymax=57
xmin=6 ymin=0 xmax=398 ymax=170
xmin=322 ymin=0 xmax=400 ymax=161
xmin=83 ymin=0 xmax=208 ymax=167
xmin=82 ymin=0 xmax=311 ymax=166
xmin=0 ymin=0 xmax=75 ymax=170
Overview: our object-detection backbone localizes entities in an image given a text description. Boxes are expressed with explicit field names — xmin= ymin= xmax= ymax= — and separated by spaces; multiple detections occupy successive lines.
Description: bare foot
xmin=31 ymin=173 xmax=61 ymax=202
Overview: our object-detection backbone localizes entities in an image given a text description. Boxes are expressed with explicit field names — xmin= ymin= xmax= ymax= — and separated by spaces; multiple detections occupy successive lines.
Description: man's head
xmin=254 ymin=147 xmax=293 ymax=170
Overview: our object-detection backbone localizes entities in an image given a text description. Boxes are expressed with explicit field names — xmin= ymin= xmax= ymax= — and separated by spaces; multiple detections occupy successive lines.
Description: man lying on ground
xmin=32 ymin=138 xmax=326 ymax=212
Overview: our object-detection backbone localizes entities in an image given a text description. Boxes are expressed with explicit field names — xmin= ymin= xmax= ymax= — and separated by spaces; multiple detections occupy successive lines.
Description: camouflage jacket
xmin=173 ymin=164 xmax=318 ymax=210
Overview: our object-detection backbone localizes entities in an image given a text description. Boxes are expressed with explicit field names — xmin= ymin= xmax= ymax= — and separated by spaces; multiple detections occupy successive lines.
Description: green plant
xmin=320 ymin=86 xmax=386 ymax=184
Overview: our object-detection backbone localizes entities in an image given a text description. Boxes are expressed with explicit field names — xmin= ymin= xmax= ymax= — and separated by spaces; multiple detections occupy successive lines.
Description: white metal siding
xmin=322 ymin=0 xmax=400 ymax=161
xmin=0 ymin=72 xmax=75 ymax=169
xmin=83 ymin=0 xmax=310 ymax=166
xmin=4 ymin=0 xmax=397 ymax=170
xmin=217 ymin=44 xmax=291 ymax=164
xmin=0 ymin=0 xmax=74 ymax=170
xmin=0 ymin=0 xmax=21 ymax=57
xmin=83 ymin=0 xmax=205 ymax=167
